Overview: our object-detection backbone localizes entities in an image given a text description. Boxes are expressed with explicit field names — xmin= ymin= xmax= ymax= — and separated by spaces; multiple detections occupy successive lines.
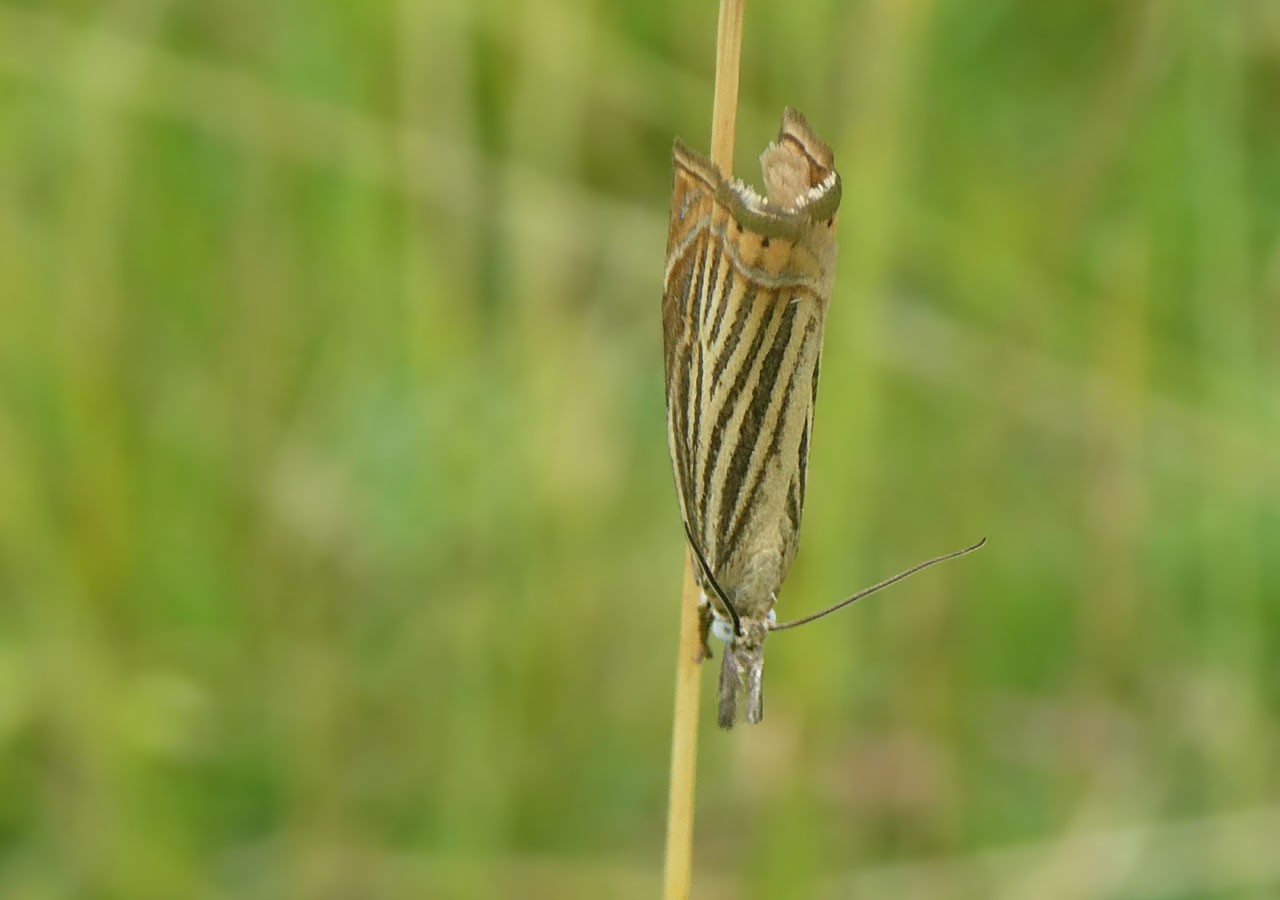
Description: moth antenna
xmin=680 ymin=517 xmax=743 ymax=636
xmin=771 ymin=538 xmax=986 ymax=632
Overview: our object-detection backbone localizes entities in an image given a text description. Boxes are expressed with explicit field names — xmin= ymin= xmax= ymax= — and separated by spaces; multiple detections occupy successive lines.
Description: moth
xmin=662 ymin=109 xmax=982 ymax=727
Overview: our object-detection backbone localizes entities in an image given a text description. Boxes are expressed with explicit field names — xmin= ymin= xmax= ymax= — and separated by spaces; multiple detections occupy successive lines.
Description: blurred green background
xmin=2 ymin=0 xmax=1279 ymax=898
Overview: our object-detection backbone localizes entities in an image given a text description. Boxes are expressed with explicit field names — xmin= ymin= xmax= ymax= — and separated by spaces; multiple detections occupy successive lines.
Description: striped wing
xmin=662 ymin=110 xmax=840 ymax=618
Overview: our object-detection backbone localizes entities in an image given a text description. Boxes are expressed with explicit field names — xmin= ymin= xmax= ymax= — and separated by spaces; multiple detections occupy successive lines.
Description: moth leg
xmin=696 ymin=599 xmax=715 ymax=662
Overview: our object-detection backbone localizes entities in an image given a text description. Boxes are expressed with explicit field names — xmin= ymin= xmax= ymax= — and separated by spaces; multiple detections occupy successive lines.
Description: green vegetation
xmin=1 ymin=1 xmax=1278 ymax=897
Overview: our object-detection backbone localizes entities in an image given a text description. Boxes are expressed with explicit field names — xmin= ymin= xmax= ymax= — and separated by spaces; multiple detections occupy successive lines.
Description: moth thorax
xmin=732 ymin=548 xmax=788 ymax=617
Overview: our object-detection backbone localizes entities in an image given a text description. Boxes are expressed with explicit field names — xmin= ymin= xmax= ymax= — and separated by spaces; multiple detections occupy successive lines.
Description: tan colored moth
xmin=663 ymin=109 xmax=982 ymax=728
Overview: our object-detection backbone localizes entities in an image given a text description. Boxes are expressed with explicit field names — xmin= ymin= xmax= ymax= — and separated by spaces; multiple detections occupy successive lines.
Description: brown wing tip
xmin=778 ymin=107 xmax=835 ymax=176
xmin=673 ymin=138 xmax=723 ymax=188
xmin=673 ymin=115 xmax=840 ymax=236
xmin=758 ymin=109 xmax=840 ymax=214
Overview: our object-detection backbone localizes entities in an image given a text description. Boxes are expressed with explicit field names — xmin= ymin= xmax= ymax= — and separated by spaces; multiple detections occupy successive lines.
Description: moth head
xmin=711 ymin=607 xmax=775 ymax=645
xmin=739 ymin=613 xmax=773 ymax=650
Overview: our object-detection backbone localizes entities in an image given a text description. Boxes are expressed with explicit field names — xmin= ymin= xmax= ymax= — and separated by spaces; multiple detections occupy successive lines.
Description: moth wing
xmin=695 ymin=282 xmax=825 ymax=596
xmin=662 ymin=145 xmax=720 ymax=576
xmin=662 ymin=110 xmax=842 ymax=725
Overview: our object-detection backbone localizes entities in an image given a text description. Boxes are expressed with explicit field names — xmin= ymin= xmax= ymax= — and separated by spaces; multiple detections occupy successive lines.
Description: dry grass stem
xmin=662 ymin=3 xmax=745 ymax=898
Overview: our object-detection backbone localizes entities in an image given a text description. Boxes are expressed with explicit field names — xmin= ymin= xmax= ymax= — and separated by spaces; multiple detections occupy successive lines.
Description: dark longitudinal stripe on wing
xmin=786 ymin=474 xmax=801 ymax=537
xmin=711 ymin=282 xmax=757 ymax=389
xmin=679 ymin=244 xmax=707 ymax=379
xmin=707 ymin=263 xmax=736 ymax=346
xmin=702 ymin=241 xmax=732 ymax=336
xmin=669 ymin=340 xmax=693 ymax=518
xmin=787 ymin=423 xmax=806 ymax=535
xmin=669 ymin=243 xmax=704 ymax=445
xmin=798 ymin=356 xmax=821 ymax=511
xmin=687 ymin=244 xmax=715 ymax=491
xmin=782 ymin=336 xmax=821 ymax=536
xmin=671 ymin=252 xmax=697 ymax=346
xmin=698 ymin=290 xmax=782 ymax=532
xmin=666 ymin=233 xmax=709 ymax=540
xmin=692 ymin=243 xmax=733 ymax=520
xmin=719 ymin=303 xmax=804 ymax=554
